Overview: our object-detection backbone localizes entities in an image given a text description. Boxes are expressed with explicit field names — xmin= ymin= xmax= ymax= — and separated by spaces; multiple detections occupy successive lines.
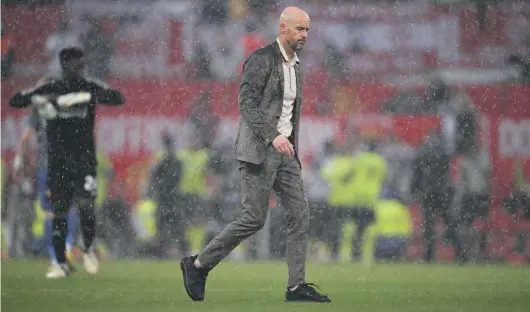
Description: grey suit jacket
xmin=235 ymin=41 xmax=303 ymax=164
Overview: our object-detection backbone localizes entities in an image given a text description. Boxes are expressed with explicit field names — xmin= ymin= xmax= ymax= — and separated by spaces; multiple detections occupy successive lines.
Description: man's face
xmin=63 ymin=57 xmax=85 ymax=76
xmin=281 ymin=17 xmax=310 ymax=52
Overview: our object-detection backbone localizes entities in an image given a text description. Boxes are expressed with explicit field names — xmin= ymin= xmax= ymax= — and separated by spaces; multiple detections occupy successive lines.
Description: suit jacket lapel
xmin=276 ymin=55 xmax=284 ymax=99
xmin=295 ymin=63 xmax=302 ymax=108
xmin=273 ymin=41 xmax=284 ymax=118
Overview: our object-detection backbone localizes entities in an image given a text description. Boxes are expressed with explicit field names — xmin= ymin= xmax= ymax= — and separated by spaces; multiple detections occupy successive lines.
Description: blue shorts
xmin=37 ymin=169 xmax=51 ymax=212
xmin=375 ymin=236 xmax=408 ymax=259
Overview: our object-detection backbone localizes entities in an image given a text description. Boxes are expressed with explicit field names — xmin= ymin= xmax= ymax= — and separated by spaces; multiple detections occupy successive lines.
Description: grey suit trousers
xmin=197 ymin=146 xmax=309 ymax=287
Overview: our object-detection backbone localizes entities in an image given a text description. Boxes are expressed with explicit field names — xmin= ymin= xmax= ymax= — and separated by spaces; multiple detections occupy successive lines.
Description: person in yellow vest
xmin=372 ymin=190 xmax=413 ymax=260
xmin=177 ymin=136 xmax=209 ymax=224
xmin=32 ymin=200 xmax=46 ymax=245
xmin=96 ymin=152 xmax=114 ymax=210
xmin=321 ymin=144 xmax=355 ymax=261
xmin=322 ymin=139 xmax=387 ymax=262
xmin=133 ymin=199 xmax=157 ymax=243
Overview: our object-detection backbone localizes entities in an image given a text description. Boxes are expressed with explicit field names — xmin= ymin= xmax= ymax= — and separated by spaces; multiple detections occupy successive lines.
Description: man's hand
xmin=272 ymin=135 xmax=295 ymax=158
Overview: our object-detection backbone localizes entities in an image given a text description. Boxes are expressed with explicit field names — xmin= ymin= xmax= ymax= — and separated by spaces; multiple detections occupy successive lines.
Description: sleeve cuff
xmin=264 ymin=129 xmax=281 ymax=146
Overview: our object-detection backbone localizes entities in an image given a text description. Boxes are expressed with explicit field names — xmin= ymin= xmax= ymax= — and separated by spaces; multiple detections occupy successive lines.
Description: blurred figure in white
xmin=4 ymin=144 xmax=36 ymax=259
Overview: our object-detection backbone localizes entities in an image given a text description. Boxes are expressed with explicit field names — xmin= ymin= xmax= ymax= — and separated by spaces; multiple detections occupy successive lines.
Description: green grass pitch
xmin=2 ymin=260 xmax=529 ymax=312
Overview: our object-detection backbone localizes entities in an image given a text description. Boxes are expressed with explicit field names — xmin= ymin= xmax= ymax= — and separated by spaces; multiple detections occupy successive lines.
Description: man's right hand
xmin=272 ymin=135 xmax=295 ymax=158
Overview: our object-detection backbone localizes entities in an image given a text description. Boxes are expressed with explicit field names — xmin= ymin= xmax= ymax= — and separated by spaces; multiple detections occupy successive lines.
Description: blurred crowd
xmin=2 ymin=0 xmax=529 ymax=82
xmin=3 ymin=102 xmax=529 ymax=263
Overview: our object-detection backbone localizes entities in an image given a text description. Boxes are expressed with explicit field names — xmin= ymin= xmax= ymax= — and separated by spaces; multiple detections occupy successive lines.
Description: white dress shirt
xmin=276 ymin=38 xmax=299 ymax=138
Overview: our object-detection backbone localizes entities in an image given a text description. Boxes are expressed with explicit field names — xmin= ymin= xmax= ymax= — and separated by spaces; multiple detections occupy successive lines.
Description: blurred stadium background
xmin=1 ymin=0 xmax=530 ymax=310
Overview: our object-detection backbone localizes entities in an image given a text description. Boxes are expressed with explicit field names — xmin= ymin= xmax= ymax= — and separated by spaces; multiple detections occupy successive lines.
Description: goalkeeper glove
xmin=31 ymin=95 xmax=57 ymax=120
xmin=57 ymin=92 xmax=92 ymax=107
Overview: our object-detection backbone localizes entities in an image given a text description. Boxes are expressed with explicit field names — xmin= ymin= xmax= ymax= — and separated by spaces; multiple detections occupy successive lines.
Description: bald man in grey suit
xmin=180 ymin=7 xmax=330 ymax=303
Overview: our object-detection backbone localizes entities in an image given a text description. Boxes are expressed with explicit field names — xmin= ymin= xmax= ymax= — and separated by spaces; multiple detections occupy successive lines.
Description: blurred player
xmin=14 ymin=107 xmax=80 ymax=271
xmin=9 ymin=47 xmax=124 ymax=278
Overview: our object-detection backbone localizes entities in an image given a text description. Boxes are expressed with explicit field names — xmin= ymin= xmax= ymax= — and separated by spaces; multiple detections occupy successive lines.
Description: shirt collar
xmin=276 ymin=38 xmax=299 ymax=65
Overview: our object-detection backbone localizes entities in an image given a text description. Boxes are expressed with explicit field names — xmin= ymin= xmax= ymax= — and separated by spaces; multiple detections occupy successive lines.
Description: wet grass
xmin=2 ymin=260 xmax=529 ymax=312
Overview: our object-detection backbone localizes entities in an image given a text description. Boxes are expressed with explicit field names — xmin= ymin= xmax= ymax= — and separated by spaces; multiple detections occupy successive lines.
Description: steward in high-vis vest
xmin=373 ymin=197 xmax=412 ymax=260
xmin=96 ymin=152 xmax=113 ymax=210
xmin=322 ymin=140 xmax=387 ymax=261
xmin=176 ymin=136 xmax=209 ymax=223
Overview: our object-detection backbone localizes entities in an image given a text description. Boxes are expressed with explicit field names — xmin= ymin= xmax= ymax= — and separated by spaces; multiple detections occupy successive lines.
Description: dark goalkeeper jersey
xmin=9 ymin=75 xmax=124 ymax=172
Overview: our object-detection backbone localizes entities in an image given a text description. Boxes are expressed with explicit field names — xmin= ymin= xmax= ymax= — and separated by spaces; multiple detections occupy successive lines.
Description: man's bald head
xmin=278 ymin=6 xmax=310 ymax=54
xmin=280 ymin=6 xmax=310 ymax=25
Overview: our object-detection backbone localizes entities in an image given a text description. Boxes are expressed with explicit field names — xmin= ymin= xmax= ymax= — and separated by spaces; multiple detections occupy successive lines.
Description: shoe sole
xmin=285 ymin=297 xmax=331 ymax=303
xmin=46 ymin=267 xmax=72 ymax=279
xmin=285 ymin=299 xmax=331 ymax=303
xmin=84 ymin=259 xmax=99 ymax=275
xmin=180 ymin=259 xmax=203 ymax=301
xmin=46 ymin=276 xmax=67 ymax=279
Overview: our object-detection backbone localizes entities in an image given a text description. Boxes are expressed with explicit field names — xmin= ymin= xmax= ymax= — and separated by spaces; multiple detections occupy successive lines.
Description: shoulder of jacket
xmin=248 ymin=43 xmax=276 ymax=60
xmin=85 ymin=76 xmax=109 ymax=89
xmin=20 ymin=75 xmax=58 ymax=95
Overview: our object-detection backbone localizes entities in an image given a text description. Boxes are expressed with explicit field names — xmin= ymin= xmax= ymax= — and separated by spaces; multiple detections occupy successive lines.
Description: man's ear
xmin=279 ymin=22 xmax=287 ymax=35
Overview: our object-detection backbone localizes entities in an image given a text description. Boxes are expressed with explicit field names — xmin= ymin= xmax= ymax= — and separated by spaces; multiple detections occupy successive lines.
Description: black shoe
xmin=285 ymin=283 xmax=331 ymax=303
xmin=180 ymin=255 xmax=209 ymax=301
